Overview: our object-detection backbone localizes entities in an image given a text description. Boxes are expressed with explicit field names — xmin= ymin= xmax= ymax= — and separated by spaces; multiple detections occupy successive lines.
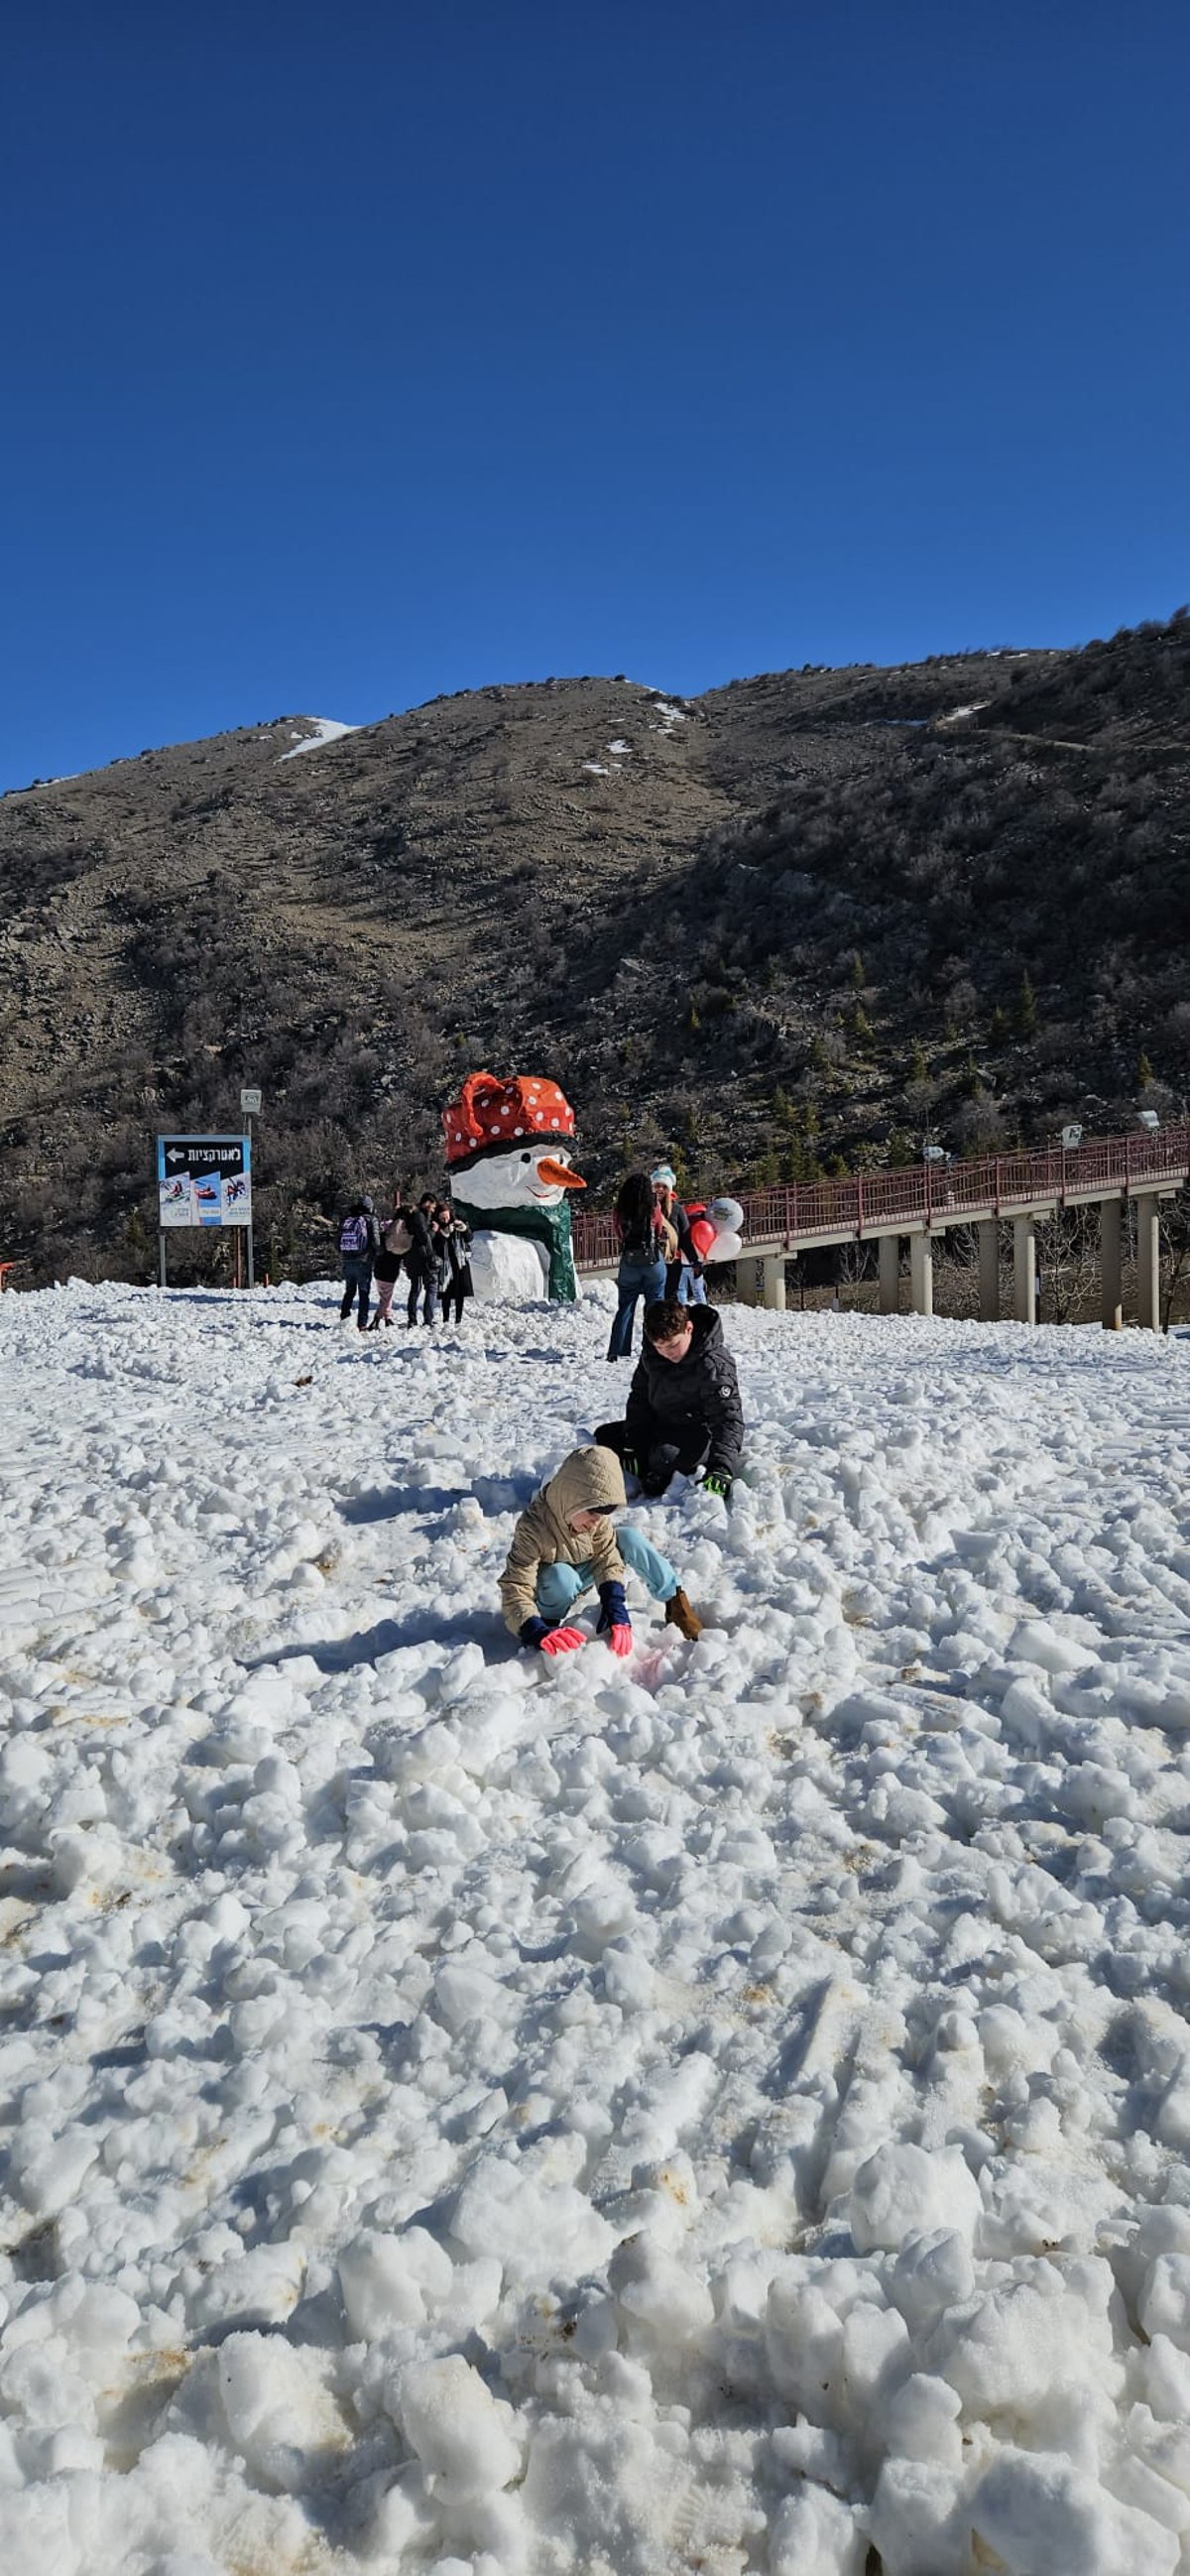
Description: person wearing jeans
xmin=499 ymin=1444 xmax=702 ymax=1653
xmin=338 ymin=1196 xmax=380 ymax=1330
xmin=606 ymin=1171 xmax=674 ymax=1361
xmin=536 ymin=1521 xmax=680 ymax=1624
xmin=607 ymin=1253 xmax=668 ymax=1360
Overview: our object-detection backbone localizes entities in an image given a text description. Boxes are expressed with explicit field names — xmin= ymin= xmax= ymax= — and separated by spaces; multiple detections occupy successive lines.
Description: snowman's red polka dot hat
xmin=442 ymin=1069 xmax=577 ymax=1167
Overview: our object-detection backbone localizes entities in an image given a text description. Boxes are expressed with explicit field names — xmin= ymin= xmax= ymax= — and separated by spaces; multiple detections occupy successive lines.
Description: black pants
xmin=441 ymin=1279 xmax=470 ymax=1324
xmin=340 ymin=1262 xmax=373 ymax=1327
xmin=595 ymin=1413 xmax=710 ymax=1497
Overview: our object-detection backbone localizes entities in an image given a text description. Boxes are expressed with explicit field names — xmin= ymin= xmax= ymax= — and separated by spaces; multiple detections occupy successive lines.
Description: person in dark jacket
xmin=436 ymin=1201 xmax=474 ymax=1326
xmin=338 ymin=1196 xmax=381 ymax=1330
xmin=596 ymin=1296 xmax=743 ymax=1498
xmin=406 ymin=1194 xmax=440 ymax=1327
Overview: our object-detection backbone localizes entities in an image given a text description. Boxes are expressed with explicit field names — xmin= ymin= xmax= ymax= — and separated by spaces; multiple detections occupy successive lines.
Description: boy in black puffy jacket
xmin=596 ymin=1296 xmax=743 ymax=1499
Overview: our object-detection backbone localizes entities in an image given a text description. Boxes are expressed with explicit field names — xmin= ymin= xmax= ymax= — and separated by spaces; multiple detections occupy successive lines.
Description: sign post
xmin=156 ymin=1134 xmax=253 ymax=1289
xmin=240 ymin=1089 xmax=262 ymax=1288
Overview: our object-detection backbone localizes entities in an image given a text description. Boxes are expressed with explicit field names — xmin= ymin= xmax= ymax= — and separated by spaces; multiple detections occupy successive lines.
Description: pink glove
xmin=605 ymin=1622 xmax=633 ymax=1656
xmin=540 ymin=1625 xmax=586 ymax=1656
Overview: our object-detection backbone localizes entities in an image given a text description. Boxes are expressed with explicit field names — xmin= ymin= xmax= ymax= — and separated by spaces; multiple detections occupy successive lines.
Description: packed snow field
xmin=4 ymin=1280 xmax=1190 ymax=2576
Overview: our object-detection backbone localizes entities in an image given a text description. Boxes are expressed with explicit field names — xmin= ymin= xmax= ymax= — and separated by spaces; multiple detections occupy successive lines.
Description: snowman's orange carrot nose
xmin=536 ymin=1159 xmax=586 ymax=1189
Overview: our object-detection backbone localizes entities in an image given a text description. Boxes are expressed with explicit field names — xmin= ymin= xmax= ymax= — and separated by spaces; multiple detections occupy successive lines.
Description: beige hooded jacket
xmin=499 ymin=1445 xmax=629 ymax=1636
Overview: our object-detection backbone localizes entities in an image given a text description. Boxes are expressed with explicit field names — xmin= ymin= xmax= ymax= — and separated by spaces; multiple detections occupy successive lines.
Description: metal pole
xmin=159 ymin=1231 xmax=168 ymax=1289
xmin=246 ymin=1113 xmax=256 ymax=1288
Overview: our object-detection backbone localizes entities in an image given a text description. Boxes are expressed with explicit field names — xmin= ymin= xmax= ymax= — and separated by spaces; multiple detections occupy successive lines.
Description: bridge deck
xmin=572 ymin=1125 xmax=1190 ymax=1274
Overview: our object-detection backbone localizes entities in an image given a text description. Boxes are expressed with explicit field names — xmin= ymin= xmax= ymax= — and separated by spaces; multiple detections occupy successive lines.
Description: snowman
xmin=442 ymin=1071 xmax=586 ymax=1301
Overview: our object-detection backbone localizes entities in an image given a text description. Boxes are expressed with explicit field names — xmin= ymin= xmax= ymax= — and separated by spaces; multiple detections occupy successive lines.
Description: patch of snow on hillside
xmin=3 ymin=1284 xmax=1190 ymax=2571
xmin=607 ymin=737 xmax=632 ymax=756
xmin=582 ymin=760 xmax=609 ymax=775
xmin=279 ymin=716 xmax=359 ymax=761
xmin=649 ymin=698 xmax=687 ymax=735
xmin=938 ymin=700 xmax=991 ymax=725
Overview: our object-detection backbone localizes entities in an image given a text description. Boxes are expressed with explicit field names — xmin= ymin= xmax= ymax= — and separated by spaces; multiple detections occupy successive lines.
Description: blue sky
xmin=2 ymin=0 xmax=1187 ymax=790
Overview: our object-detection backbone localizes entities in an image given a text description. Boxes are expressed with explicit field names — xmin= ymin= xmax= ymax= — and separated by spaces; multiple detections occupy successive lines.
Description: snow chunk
xmin=451 ymin=2147 xmax=615 ymax=2286
xmin=850 ymin=2143 xmax=982 ymax=2253
xmin=971 ymin=2444 xmax=1179 ymax=2576
xmin=396 ymin=2352 xmax=521 ymax=2491
xmin=339 ymin=2227 xmax=453 ymax=2338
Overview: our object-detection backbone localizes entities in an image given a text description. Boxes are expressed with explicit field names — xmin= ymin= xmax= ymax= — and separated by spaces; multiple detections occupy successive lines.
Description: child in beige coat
xmin=500 ymin=1445 xmax=701 ymax=1656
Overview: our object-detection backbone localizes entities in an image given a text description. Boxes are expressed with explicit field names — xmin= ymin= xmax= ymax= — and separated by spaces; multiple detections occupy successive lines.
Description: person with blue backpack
xmin=338 ymin=1196 xmax=381 ymax=1330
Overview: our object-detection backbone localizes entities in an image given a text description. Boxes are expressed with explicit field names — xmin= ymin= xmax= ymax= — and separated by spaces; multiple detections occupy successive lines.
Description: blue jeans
xmin=536 ymin=1524 xmax=678 ymax=1621
xmin=607 ymin=1257 xmax=667 ymax=1360
xmin=340 ymin=1259 xmax=373 ymax=1327
xmin=407 ymin=1262 xmax=438 ymax=1325
xmin=676 ymin=1265 xmax=708 ymax=1306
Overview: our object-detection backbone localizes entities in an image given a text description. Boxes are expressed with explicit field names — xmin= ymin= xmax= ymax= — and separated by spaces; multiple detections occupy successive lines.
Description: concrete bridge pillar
xmin=1012 ymin=1215 xmax=1036 ymax=1324
xmin=1101 ymin=1198 xmax=1123 ymax=1330
xmin=909 ymin=1232 xmax=933 ymax=1317
xmin=879 ymin=1235 xmax=900 ymax=1314
xmin=763 ymin=1255 xmax=786 ymax=1312
xmin=734 ymin=1259 xmax=762 ymax=1307
xmin=1135 ymin=1194 xmax=1161 ymax=1331
xmin=978 ymin=1220 xmax=1001 ymax=1322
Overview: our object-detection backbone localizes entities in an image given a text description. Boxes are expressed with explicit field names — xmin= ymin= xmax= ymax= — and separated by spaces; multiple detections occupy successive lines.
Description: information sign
xmin=157 ymin=1134 xmax=252 ymax=1229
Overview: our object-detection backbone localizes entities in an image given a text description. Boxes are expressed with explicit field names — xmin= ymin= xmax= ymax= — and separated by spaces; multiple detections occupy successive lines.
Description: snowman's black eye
xmin=521 ymin=1152 xmax=532 ymax=1164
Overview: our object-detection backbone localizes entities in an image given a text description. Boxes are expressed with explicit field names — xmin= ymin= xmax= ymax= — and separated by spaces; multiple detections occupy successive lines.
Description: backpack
xmin=623 ymin=1210 xmax=664 ymax=1265
xmin=383 ymin=1214 xmax=414 ymax=1257
xmin=339 ymin=1212 xmax=369 ymax=1256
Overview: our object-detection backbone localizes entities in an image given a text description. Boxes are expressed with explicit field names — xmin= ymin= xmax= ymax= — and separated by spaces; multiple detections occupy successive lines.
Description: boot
xmin=664 ymin=1586 xmax=702 ymax=1642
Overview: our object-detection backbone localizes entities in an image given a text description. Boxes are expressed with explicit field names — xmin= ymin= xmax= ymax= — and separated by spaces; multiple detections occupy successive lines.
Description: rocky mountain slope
xmin=1 ymin=614 xmax=1187 ymax=1284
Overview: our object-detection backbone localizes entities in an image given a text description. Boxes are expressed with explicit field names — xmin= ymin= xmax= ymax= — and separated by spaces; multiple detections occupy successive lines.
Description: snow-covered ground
xmin=3 ymin=1283 xmax=1190 ymax=2575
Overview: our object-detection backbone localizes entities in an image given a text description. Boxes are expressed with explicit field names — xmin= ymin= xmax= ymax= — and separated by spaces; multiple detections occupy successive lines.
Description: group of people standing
xmin=337 ymin=1193 xmax=474 ymax=1333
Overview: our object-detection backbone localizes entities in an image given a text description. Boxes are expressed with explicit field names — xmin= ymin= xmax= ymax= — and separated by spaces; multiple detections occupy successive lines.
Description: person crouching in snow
xmin=499 ymin=1444 xmax=702 ymax=1656
xmin=595 ymin=1295 xmax=743 ymax=1500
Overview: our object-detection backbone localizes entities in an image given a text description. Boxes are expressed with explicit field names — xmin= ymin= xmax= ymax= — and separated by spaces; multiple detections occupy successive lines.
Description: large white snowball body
xmin=468 ymin=1231 xmax=550 ymax=1301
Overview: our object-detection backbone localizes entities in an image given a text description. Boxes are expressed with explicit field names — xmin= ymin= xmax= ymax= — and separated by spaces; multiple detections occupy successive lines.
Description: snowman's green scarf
xmin=452 ymin=1192 xmax=578 ymax=1301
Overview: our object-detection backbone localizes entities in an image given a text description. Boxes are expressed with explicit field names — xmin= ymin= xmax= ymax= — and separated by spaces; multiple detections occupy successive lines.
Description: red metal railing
xmin=571 ymin=1124 xmax=1190 ymax=1269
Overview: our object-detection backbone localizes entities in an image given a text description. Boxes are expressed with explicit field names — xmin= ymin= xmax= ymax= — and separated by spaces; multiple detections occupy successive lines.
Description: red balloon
xmin=689 ymin=1217 xmax=716 ymax=1258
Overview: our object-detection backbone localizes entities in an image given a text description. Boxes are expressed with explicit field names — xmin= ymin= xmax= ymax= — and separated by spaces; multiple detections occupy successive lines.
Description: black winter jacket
xmin=404 ymin=1207 xmax=437 ymax=1278
xmin=625 ymin=1305 xmax=744 ymax=1478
